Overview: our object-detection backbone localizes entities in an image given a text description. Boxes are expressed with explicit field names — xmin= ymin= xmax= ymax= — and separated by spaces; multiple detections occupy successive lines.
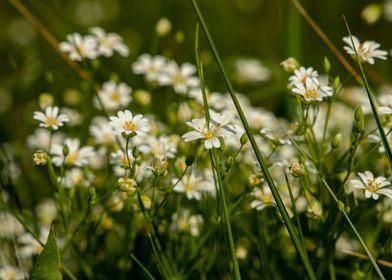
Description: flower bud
xmin=240 ymin=133 xmax=248 ymax=145
xmin=33 ymin=150 xmax=47 ymax=166
xmin=132 ymin=147 xmax=140 ymax=158
xmin=324 ymin=57 xmax=331 ymax=73
xmin=354 ymin=106 xmax=363 ymax=121
xmin=63 ymin=144 xmax=69 ymax=157
xmin=39 ymin=93 xmax=54 ymax=110
xmin=118 ymin=178 xmax=137 ymax=192
xmin=185 ymin=155 xmax=195 ymax=166
xmin=175 ymin=31 xmax=185 ymax=44
xmin=331 ymin=133 xmax=342 ymax=149
xmin=150 ymin=156 xmax=169 ymax=176
xmin=361 ymin=4 xmax=382 ymax=25
xmin=156 ymin=17 xmax=172 ymax=37
xmin=306 ymin=199 xmax=323 ymax=219
xmin=280 ymin=57 xmax=300 ymax=73
xmin=134 ymin=89 xmax=151 ymax=106
xmin=288 ymin=162 xmax=305 ymax=177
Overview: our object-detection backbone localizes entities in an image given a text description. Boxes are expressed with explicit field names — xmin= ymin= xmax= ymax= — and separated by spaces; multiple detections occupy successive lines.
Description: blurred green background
xmin=0 ymin=0 xmax=391 ymax=145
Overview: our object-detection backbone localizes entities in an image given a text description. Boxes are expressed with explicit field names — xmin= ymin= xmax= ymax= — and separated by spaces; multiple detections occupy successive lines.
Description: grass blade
xmin=190 ymin=1 xmax=316 ymax=279
xmin=130 ymin=253 xmax=156 ymax=280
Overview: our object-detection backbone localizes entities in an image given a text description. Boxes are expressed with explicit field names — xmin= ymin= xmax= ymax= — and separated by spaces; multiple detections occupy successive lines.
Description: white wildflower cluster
xmin=59 ymin=27 xmax=129 ymax=61
xmin=343 ymin=35 xmax=387 ymax=64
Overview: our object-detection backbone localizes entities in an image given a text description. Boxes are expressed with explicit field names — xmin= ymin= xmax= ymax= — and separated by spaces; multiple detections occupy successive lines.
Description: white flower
xmin=135 ymin=135 xmax=178 ymax=158
xmin=350 ymin=171 xmax=392 ymax=200
xmin=89 ymin=117 xmax=115 ymax=145
xmin=51 ymin=138 xmax=95 ymax=167
xmin=59 ymin=33 xmax=98 ymax=61
xmin=96 ymin=80 xmax=132 ymax=111
xmin=0 ymin=265 xmax=28 ymax=280
xmin=109 ymin=110 xmax=149 ymax=136
xmin=170 ymin=209 xmax=203 ymax=237
xmin=110 ymin=149 xmax=134 ymax=169
xmin=132 ymin=54 xmax=167 ymax=82
xmin=182 ymin=113 xmax=236 ymax=149
xmin=157 ymin=61 xmax=199 ymax=93
xmin=89 ymin=26 xmax=129 ymax=57
xmin=250 ymin=185 xmax=275 ymax=211
xmin=173 ymin=173 xmax=212 ymax=200
xmin=27 ymin=128 xmax=64 ymax=151
xmin=292 ymin=78 xmax=333 ymax=102
xmin=235 ymin=58 xmax=271 ymax=83
xmin=343 ymin=35 xmax=387 ymax=64
xmin=0 ymin=213 xmax=24 ymax=239
xmin=17 ymin=228 xmax=48 ymax=258
xmin=64 ymin=168 xmax=92 ymax=188
xmin=33 ymin=106 xmax=69 ymax=130
xmin=378 ymin=94 xmax=392 ymax=115
xmin=288 ymin=66 xmax=318 ymax=87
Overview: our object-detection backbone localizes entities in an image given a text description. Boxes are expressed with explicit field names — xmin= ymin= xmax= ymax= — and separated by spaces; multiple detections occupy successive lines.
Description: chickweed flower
xmin=182 ymin=114 xmax=236 ymax=149
xmin=292 ymin=78 xmax=333 ymax=102
xmin=288 ymin=66 xmax=318 ymax=87
xmin=96 ymin=80 xmax=132 ymax=111
xmin=350 ymin=171 xmax=392 ymax=200
xmin=173 ymin=173 xmax=211 ymax=200
xmin=343 ymin=35 xmax=387 ymax=64
xmin=157 ymin=61 xmax=199 ymax=94
xmin=33 ymin=106 xmax=69 ymax=130
xmin=33 ymin=150 xmax=47 ymax=166
xmin=51 ymin=138 xmax=95 ymax=167
xmin=235 ymin=58 xmax=271 ymax=83
xmin=118 ymin=178 xmax=137 ymax=192
xmin=132 ymin=54 xmax=167 ymax=82
xmin=59 ymin=33 xmax=98 ymax=61
xmin=280 ymin=57 xmax=300 ymax=73
xmin=109 ymin=110 xmax=149 ymax=136
xmin=89 ymin=27 xmax=129 ymax=57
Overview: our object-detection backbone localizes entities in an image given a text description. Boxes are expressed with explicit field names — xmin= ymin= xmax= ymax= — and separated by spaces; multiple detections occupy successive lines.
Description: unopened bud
xmin=280 ymin=57 xmax=300 ymax=73
xmin=63 ymin=144 xmax=69 ymax=157
xmin=354 ymin=106 xmax=363 ymax=121
xmin=331 ymin=133 xmax=342 ymax=149
xmin=156 ymin=17 xmax=172 ymax=37
xmin=134 ymin=89 xmax=151 ymax=106
xmin=288 ymin=162 xmax=305 ymax=177
xmin=150 ymin=156 xmax=169 ymax=176
xmin=175 ymin=31 xmax=185 ymax=44
xmin=118 ymin=178 xmax=137 ymax=192
xmin=306 ymin=199 xmax=323 ymax=219
xmin=132 ymin=147 xmax=140 ymax=158
xmin=185 ymin=155 xmax=195 ymax=166
xmin=39 ymin=93 xmax=54 ymax=110
xmin=324 ymin=57 xmax=331 ymax=73
xmin=240 ymin=133 xmax=248 ymax=145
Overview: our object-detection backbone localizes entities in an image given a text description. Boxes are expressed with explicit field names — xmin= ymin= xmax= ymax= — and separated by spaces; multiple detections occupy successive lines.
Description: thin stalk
xmin=190 ymin=1 xmax=316 ymax=278
xmin=210 ymin=150 xmax=241 ymax=280
xmin=130 ymin=253 xmax=157 ymax=280
xmin=320 ymin=178 xmax=385 ymax=280
xmin=343 ymin=17 xmax=392 ymax=171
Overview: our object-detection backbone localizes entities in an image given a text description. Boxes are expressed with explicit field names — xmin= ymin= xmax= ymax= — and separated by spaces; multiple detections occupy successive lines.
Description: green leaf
xmin=30 ymin=224 xmax=62 ymax=280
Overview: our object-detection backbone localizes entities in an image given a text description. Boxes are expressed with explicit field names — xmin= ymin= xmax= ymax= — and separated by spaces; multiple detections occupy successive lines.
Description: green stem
xmin=320 ymin=177 xmax=385 ymax=280
xmin=189 ymin=1 xmax=316 ymax=278
xmin=210 ymin=150 xmax=241 ymax=280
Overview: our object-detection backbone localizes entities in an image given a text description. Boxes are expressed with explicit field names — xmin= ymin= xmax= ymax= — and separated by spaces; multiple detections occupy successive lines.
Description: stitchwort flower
xmin=343 ymin=35 xmax=388 ymax=64
xmin=350 ymin=171 xmax=392 ymax=200
xmin=109 ymin=110 xmax=149 ymax=136
xmin=33 ymin=106 xmax=69 ymax=130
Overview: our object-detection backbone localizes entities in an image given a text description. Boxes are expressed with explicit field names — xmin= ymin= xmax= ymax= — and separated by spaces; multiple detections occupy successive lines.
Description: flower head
xmin=173 ymin=172 xmax=212 ymax=200
xmin=59 ymin=33 xmax=98 ymax=61
xmin=51 ymin=138 xmax=95 ymax=167
xmin=350 ymin=171 xmax=392 ymax=200
xmin=157 ymin=61 xmax=199 ymax=93
xmin=33 ymin=106 xmax=69 ymax=130
xmin=109 ymin=110 xmax=149 ymax=136
xmin=96 ymin=80 xmax=132 ymax=111
xmin=235 ymin=58 xmax=271 ymax=83
xmin=288 ymin=66 xmax=318 ymax=87
xmin=132 ymin=54 xmax=167 ymax=82
xmin=182 ymin=113 xmax=236 ymax=149
xmin=343 ymin=35 xmax=387 ymax=64
xmin=89 ymin=27 xmax=129 ymax=57
xmin=292 ymin=78 xmax=333 ymax=102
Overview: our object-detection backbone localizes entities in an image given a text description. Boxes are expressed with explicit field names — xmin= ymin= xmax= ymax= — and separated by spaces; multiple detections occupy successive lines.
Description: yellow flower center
xmin=184 ymin=183 xmax=193 ymax=192
xmin=367 ymin=179 xmax=381 ymax=192
xmin=304 ymin=88 xmax=319 ymax=99
xmin=45 ymin=116 xmax=59 ymax=126
xmin=123 ymin=120 xmax=136 ymax=131
xmin=65 ymin=152 xmax=79 ymax=165
xmin=110 ymin=91 xmax=121 ymax=102
xmin=173 ymin=73 xmax=186 ymax=86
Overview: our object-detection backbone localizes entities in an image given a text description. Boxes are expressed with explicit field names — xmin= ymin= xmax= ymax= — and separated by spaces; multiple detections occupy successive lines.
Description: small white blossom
xmin=343 ymin=35 xmax=387 ymax=64
xmin=51 ymin=138 xmax=95 ymax=167
xmin=0 ymin=265 xmax=28 ymax=280
xmin=64 ymin=168 xmax=92 ymax=188
xmin=109 ymin=110 xmax=149 ymax=136
xmin=350 ymin=171 xmax=392 ymax=200
xmin=132 ymin=54 xmax=167 ymax=82
xmin=182 ymin=113 xmax=236 ymax=149
xmin=27 ymin=129 xmax=64 ymax=151
xmin=235 ymin=58 xmax=271 ymax=83
xmin=157 ymin=61 xmax=199 ymax=93
xmin=89 ymin=26 xmax=129 ymax=57
xmin=170 ymin=209 xmax=203 ymax=237
xmin=89 ymin=117 xmax=115 ymax=145
xmin=292 ymin=78 xmax=333 ymax=102
xmin=59 ymin=33 xmax=98 ymax=61
xmin=96 ymin=80 xmax=132 ymax=111
xmin=250 ymin=185 xmax=275 ymax=211
xmin=33 ymin=106 xmax=69 ymax=130
xmin=173 ymin=173 xmax=212 ymax=200
xmin=288 ymin=66 xmax=318 ymax=87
